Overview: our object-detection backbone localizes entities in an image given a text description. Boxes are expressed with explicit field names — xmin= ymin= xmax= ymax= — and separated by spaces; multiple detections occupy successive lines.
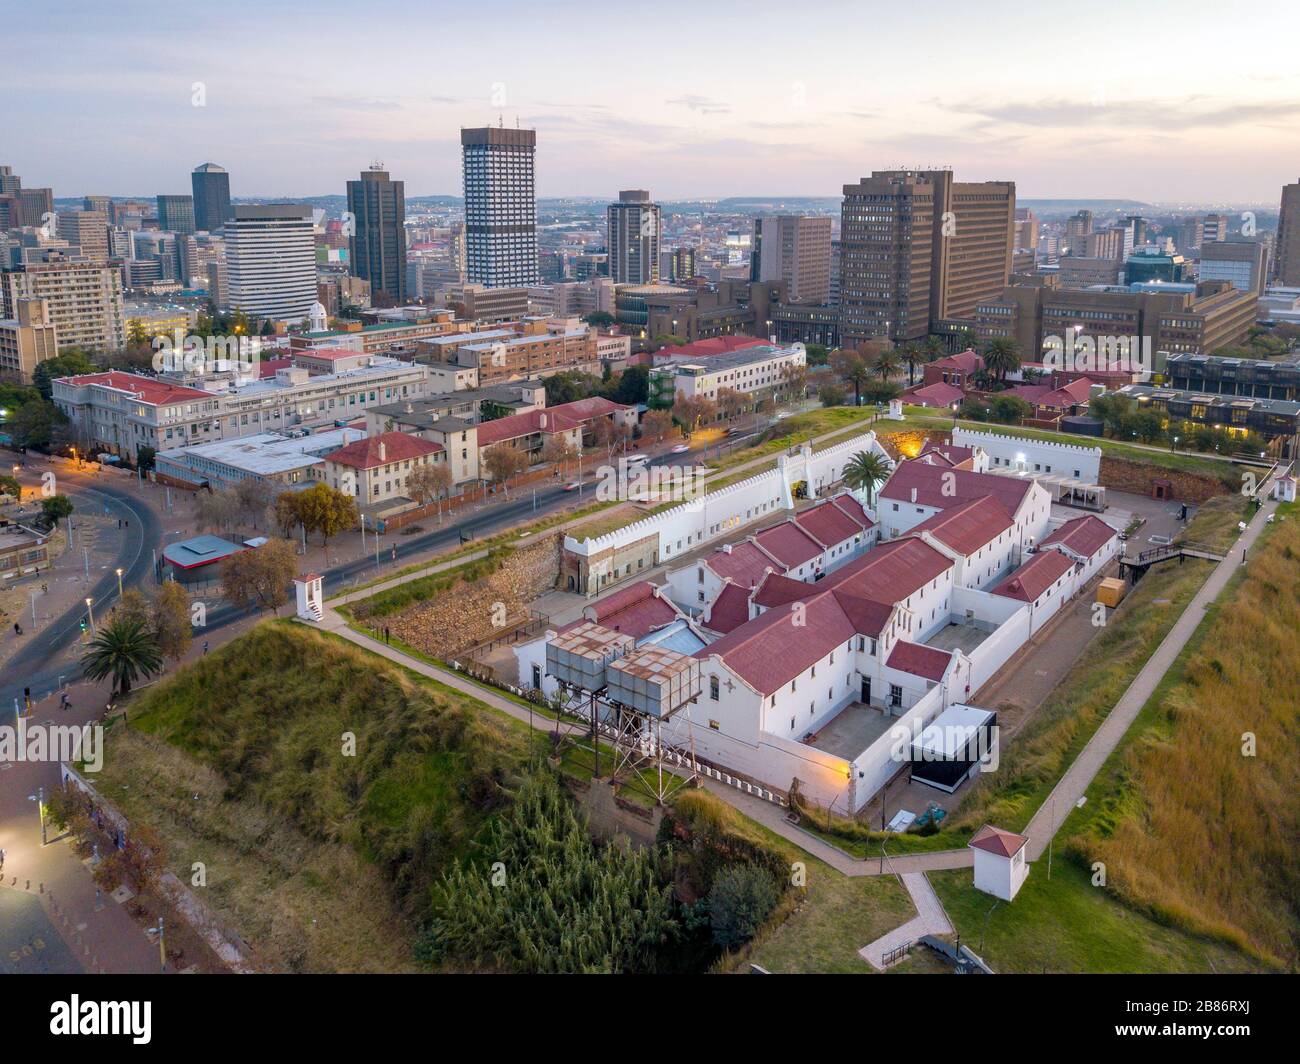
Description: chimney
xmin=539 ymin=412 xmax=547 ymax=429
xmin=378 ymin=440 xmax=387 ymax=462
xmin=911 ymin=487 xmax=917 ymax=503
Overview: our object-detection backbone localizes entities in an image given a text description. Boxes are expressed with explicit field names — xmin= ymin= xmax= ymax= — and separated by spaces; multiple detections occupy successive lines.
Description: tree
xmin=41 ymin=494 xmax=74 ymax=528
xmin=407 ymin=462 xmax=452 ymax=506
xmin=0 ymin=474 xmax=19 ymax=500
xmin=32 ymin=350 xmax=96 ymax=400
xmin=818 ymin=383 xmax=847 ymax=407
xmin=483 ymin=443 xmax=529 ymax=487
xmin=871 ymin=349 xmax=902 ymax=383
xmin=803 ymin=342 xmax=830 ymax=367
xmin=640 ymin=409 xmax=674 ymax=444
xmin=707 ymin=864 xmax=781 ymax=950
xmin=81 ymin=616 xmax=162 ymax=698
xmin=716 ymin=386 xmax=748 ymax=422
xmin=294 ymin=482 xmax=358 ymax=546
xmin=234 ymin=477 xmax=274 ymax=529
xmin=543 ymin=371 xmax=599 ymax=407
xmin=1087 ymin=393 xmax=1134 ymax=437
xmin=601 ymin=364 xmax=650 ymax=405
xmin=779 ymin=363 xmax=808 ymax=401
xmin=982 ymin=337 xmax=1021 ymax=382
xmin=135 ymin=445 xmax=156 ymax=473
xmin=988 ymin=394 xmax=1033 ymax=424
xmin=843 ymin=450 xmax=892 ymax=507
xmin=152 ymin=580 xmax=192 ymax=663
xmin=671 ymin=394 xmax=717 ymax=434
xmin=830 ymin=348 xmax=870 ymax=407
xmin=582 ymin=311 xmax=615 ymax=328
xmin=861 ymin=380 xmax=902 ymax=405
xmin=195 ymin=487 xmax=239 ymax=532
xmin=110 ymin=588 xmax=150 ymax=627
xmin=900 ymin=342 xmax=925 ymax=386
xmin=220 ymin=538 xmax=297 ymax=615
xmin=9 ymin=399 xmax=69 ymax=450
xmin=540 ymin=434 xmax=579 ymax=474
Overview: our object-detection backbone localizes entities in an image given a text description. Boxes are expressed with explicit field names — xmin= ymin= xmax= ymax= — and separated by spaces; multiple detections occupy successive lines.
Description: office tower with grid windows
xmin=225 ymin=204 xmax=315 ymax=320
xmin=192 ymin=162 xmax=232 ymax=233
xmin=461 ymin=126 xmax=537 ymax=288
xmin=156 ymin=194 xmax=196 ymax=235
xmin=1276 ymin=179 xmax=1300 ymax=286
xmin=347 ymin=164 xmax=407 ymax=303
xmin=607 ymin=190 xmax=661 ymax=285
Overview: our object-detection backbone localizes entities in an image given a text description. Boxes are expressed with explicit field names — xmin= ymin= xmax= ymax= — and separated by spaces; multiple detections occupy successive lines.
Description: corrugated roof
xmin=969 ymin=823 xmax=1028 ymax=858
xmin=909 ymin=496 xmax=1014 ymax=557
xmin=704 ymin=540 xmax=784 ymax=587
xmin=886 ymin=641 xmax=952 ymax=682
xmin=324 ymin=431 xmax=442 ymax=469
xmin=753 ymin=521 xmax=823 ymax=568
xmin=880 ymin=460 xmax=1035 ymax=515
xmin=990 ymin=549 xmax=1075 ymax=602
xmin=1041 ymin=515 xmax=1118 ymax=559
xmin=703 ymin=582 xmax=752 ymax=634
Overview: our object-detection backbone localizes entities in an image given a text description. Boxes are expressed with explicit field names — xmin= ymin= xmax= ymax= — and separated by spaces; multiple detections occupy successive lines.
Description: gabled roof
xmin=324 ymin=431 xmax=442 ymax=469
xmin=909 ymin=381 xmax=966 ymax=408
xmin=753 ymin=521 xmax=824 ymax=568
xmin=1041 ymin=514 xmax=1118 ymax=559
xmin=919 ymin=440 xmax=975 ymax=467
xmin=886 ymin=641 xmax=952 ymax=682
xmin=583 ymin=580 xmax=680 ymax=639
xmin=751 ymin=570 xmax=815 ymax=609
xmin=931 ymin=349 xmax=984 ymax=374
xmin=795 ymin=495 xmax=869 ymax=548
xmin=704 ymin=540 xmax=785 ymax=587
xmin=990 ymin=549 xmax=1075 ymax=603
xmin=703 ymin=582 xmax=752 ymax=634
xmin=969 ymin=823 xmax=1028 ymax=858
xmin=909 ymin=496 xmax=1014 ymax=558
xmin=59 ymin=371 xmax=212 ymax=405
xmin=474 ymin=407 xmax=584 ymax=448
xmin=829 ymin=493 xmax=874 ymax=529
xmin=879 ymin=460 xmax=1036 ymax=516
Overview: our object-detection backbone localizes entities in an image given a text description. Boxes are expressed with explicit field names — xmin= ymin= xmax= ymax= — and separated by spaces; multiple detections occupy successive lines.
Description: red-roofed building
xmin=474 ymin=397 xmax=636 ymax=464
xmin=969 ymin=823 xmax=1030 ymax=900
xmin=581 ymin=580 xmax=682 ymax=639
xmin=52 ymin=371 xmax=222 ymax=462
xmin=653 ymin=336 xmax=767 ymax=361
xmin=908 ymin=496 xmax=1019 ymax=588
xmin=316 ymin=431 xmax=444 ymax=504
xmin=702 ymin=582 xmax=753 ymax=635
xmin=908 ymin=381 xmax=965 ymax=410
xmin=922 ymin=349 xmax=984 ymax=388
xmin=991 ymin=549 xmax=1076 ymax=633
xmin=886 ymin=641 xmax=953 ymax=683
xmin=1002 ymin=376 xmax=1095 ymax=420
xmin=878 ymin=460 xmax=1052 ymax=555
xmin=1040 ymin=514 xmax=1120 ymax=583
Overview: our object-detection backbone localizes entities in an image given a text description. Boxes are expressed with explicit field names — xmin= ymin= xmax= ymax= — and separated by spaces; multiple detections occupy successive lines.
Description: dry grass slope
xmin=1071 ymin=516 xmax=1300 ymax=967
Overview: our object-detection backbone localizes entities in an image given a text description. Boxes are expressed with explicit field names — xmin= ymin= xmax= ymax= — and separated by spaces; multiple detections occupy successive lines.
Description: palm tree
xmin=843 ymin=450 xmax=893 ymax=508
xmin=81 ymin=616 xmax=162 ymax=698
xmin=923 ymin=335 xmax=946 ymax=361
xmin=872 ymin=349 xmax=902 ymax=383
xmin=900 ymin=342 xmax=925 ymax=386
xmin=982 ymin=337 xmax=1022 ymax=383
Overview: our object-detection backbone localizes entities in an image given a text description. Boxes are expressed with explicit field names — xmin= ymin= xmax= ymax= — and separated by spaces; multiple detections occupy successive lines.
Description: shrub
xmin=708 ymin=864 xmax=781 ymax=949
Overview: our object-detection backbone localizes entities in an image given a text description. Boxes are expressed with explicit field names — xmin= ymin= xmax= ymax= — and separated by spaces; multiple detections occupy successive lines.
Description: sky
xmin=5 ymin=0 xmax=1300 ymax=204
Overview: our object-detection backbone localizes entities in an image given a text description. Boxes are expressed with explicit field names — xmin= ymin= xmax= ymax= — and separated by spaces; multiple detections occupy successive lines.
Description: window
xmin=709 ymin=675 xmax=719 ymax=701
xmin=890 ymin=684 xmax=902 ymax=707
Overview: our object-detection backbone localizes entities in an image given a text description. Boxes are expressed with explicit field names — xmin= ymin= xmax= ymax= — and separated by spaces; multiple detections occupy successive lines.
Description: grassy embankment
xmin=94 ymin=622 xmax=535 ymax=972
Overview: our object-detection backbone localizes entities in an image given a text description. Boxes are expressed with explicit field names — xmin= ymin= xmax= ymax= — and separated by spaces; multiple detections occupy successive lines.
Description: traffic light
xmin=79 ymin=618 xmax=87 ymax=632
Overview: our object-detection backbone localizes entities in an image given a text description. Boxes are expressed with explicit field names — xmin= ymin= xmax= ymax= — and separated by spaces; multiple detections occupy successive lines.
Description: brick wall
xmin=1099 ymin=455 xmax=1232 ymax=503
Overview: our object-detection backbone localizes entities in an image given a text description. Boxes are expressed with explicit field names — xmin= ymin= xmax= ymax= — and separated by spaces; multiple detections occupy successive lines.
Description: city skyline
xmin=6 ymin=0 xmax=1300 ymax=203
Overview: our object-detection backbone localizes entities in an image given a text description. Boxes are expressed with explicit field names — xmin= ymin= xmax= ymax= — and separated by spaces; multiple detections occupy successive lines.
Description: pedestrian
xmin=60 ymin=692 xmax=70 ymax=711
xmin=13 ymin=622 xmax=21 ymax=636
xmin=384 ymin=626 xmax=390 ymax=644
xmin=202 ymin=640 xmax=209 ymax=654
xmin=117 ymin=518 xmax=122 ymax=529
xmin=0 ymin=848 xmax=5 ymax=871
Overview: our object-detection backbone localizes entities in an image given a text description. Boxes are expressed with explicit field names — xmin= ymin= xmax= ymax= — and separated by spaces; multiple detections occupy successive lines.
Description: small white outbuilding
xmin=969 ymin=823 xmax=1030 ymax=902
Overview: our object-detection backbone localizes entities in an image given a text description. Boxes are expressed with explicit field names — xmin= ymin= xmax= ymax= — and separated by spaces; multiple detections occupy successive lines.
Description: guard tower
xmin=294 ymin=573 xmax=323 ymax=621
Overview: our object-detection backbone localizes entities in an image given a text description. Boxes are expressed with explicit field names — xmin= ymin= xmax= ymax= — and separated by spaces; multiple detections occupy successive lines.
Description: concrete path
xmin=859 ymin=872 xmax=953 ymax=969
xmin=1022 ymin=496 xmax=1277 ymax=861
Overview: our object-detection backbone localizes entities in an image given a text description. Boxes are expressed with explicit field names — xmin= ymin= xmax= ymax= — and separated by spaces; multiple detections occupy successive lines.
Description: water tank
xmin=545 ymin=621 xmax=635 ymax=692
xmin=607 ymin=645 xmax=702 ymax=719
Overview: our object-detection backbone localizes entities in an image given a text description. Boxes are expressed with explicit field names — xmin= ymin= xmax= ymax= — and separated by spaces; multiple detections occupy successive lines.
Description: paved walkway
xmin=859 ymin=872 xmax=953 ymax=969
xmin=1022 ymin=495 xmax=1277 ymax=861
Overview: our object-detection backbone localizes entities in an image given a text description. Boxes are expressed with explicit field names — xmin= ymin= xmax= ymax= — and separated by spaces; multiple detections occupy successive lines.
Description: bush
xmin=708 ymin=864 xmax=781 ymax=949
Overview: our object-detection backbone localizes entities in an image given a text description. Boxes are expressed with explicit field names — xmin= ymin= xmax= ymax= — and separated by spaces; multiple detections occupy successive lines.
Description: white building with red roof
xmin=1039 ymin=513 xmax=1120 ymax=584
xmin=315 ymin=431 xmax=444 ymax=504
xmin=473 ymin=396 xmax=635 ymax=465
xmin=969 ymin=824 xmax=1030 ymax=901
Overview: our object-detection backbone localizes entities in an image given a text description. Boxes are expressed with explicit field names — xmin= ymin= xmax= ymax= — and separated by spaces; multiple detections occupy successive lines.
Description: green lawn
xmin=929 ymin=860 xmax=1265 ymax=974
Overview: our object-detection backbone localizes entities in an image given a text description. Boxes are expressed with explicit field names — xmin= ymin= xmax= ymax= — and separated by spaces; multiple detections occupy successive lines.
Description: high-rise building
xmin=1 ymin=256 xmax=125 ymax=352
xmin=1013 ymin=208 xmax=1039 ymax=253
xmin=56 ymin=211 xmax=110 ymax=260
xmin=347 ymin=165 xmax=407 ymax=304
xmin=665 ymin=246 xmax=696 ymax=283
xmin=839 ymin=169 xmax=1014 ymax=344
xmin=156 ymin=195 xmax=196 ymax=235
xmin=83 ymin=196 xmax=112 ymax=217
xmin=191 ymin=163 xmax=232 ymax=233
xmin=606 ymin=189 xmax=661 ymax=285
xmin=225 ymin=205 xmax=315 ymax=320
xmin=0 ymin=297 xmax=59 ymax=384
xmin=0 ymin=166 xmax=20 ymax=196
xmin=461 ymin=126 xmax=537 ymax=288
xmin=1276 ymin=179 xmax=1300 ymax=286
xmin=1064 ymin=209 xmax=1093 ymax=253
xmin=1200 ymin=213 xmax=1228 ymax=246
xmin=1198 ymin=239 xmax=1269 ymax=296
xmin=752 ymin=214 xmax=832 ymax=303
xmin=18 ymin=187 xmax=54 ymax=230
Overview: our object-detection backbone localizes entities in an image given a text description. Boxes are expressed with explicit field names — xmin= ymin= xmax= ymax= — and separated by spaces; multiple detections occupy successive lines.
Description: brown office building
xmin=969 ymin=279 xmax=1256 ymax=371
xmin=752 ymin=214 xmax=832 ymax=303
xmin=840 ymin=169 xmax=1014 ymax=344
xmin=1276 ymin=179 xmax=1300 ymax=286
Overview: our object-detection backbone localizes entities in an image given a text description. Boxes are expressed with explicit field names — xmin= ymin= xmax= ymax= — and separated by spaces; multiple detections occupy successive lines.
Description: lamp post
xmin=85 ymin=597 xmax=96 ymax=635
xmin=116 ymin=567 xmax=124 ymax=596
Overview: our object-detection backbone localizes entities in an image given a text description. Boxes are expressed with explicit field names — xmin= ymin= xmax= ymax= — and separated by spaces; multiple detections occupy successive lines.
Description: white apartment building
xmin=1 ymin=256 xmax=125 ymax=352
xmin=651 ymin=342 xmax=806 ymax=404
xmin=225 ymin=205 xmax=316 ymax=321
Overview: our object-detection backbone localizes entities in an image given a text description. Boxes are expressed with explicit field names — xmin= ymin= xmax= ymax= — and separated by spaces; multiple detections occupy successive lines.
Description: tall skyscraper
xmin=1199 ymin=239 xmax=1269 ymax=296
xmin=156 ymin=195 xmax=196 ymax=235
xmin=191 ymin=163 xmax=232 ymax=233
xmin=839 ymin=169 xmax=1014 ymax=344
xmin=18 ymin=187 xmax=54 ymax=230
xmin=607 ymin=190 xmax=661 ymax=285
xmin=1200 ymin=213 xmax=1228 ymax=246
xmin=752 ymin=214 xmax=832 ymax=303
xmin=347 ymin=165 xmax=407 ymax=304
xmin=225 ymin=205 xmax=316 ymax=320
xmin=1275 ymin=179 xmax=1300 ymax=286
xmin=461 ymin=126 xmax=537 ymax=288
xmin=0 ymin=166 xmax=20 ymax=195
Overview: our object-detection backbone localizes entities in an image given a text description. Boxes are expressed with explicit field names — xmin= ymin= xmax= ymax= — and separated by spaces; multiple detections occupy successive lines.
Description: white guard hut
xmin=295 ymin=572 xmax=324 ymax=622
xmin=968 ymin=823 xmax=1030 ymax=901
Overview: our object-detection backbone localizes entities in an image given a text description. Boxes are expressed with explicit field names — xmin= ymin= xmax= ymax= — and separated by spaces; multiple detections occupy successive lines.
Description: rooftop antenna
xmin=498 ymin=113 xmax=504 ymax=128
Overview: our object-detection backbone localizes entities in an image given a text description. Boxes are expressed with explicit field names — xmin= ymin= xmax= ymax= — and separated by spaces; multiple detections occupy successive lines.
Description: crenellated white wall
xmin=953 ymin=427 xmax=1102 ymax=484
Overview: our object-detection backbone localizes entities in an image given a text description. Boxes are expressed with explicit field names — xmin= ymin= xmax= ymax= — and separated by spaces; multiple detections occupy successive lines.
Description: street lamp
xmin=29 ymin=787 xmax=47 ymax=845
xmin=85 ymin=597 xmax=96 ymax=635
xmin=116 ymin=567 xmax=124 ymax=596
